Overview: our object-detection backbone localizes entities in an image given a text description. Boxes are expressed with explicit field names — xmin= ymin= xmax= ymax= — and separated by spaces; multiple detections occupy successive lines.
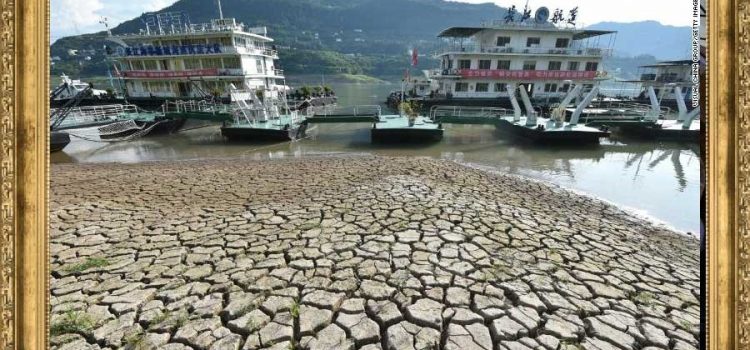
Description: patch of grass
xmin=631 ymin=291 xmax=656 ymax=305
xmin=63 ymin=257 xmax=109 ymax=273
xmin=246 ymin=317 xmax=259 ymax=331
xmin=560 ymin=340 xmax=584 ymax=350
xmin=290 ymin=300 xmax=300 ymax=319
xmin=149 ymin=310 xmax=171 ymax=326
xmin=50 ymin=310 xmax=95 ymax=336
xmin=298 ymin=222 xmax=321 ymax=230
xmin=174 ymin=314 xmax=188 ymax=328
xmin=124 ymin=331 xmax=148 ymax=350
xmin=679 ymin=319 xmax=693 ymax=331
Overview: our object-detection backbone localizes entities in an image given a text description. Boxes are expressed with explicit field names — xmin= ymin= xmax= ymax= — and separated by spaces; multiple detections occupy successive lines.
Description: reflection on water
xmin=51 ymin=83 xmax=700 ymax=234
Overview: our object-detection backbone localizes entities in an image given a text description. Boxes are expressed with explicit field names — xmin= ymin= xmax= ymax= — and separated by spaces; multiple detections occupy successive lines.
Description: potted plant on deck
xmin=399 ymin=101 xmax=419 ymax=127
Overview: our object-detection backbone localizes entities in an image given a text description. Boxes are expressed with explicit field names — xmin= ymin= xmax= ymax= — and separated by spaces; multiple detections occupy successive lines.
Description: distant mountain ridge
xmin=588 ymin=21 xmax=691 ymax=60
xmin=50 ymin=0 xmax=690 ymax=79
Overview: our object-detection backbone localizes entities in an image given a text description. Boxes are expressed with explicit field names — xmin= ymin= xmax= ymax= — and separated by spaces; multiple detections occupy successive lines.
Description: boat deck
xmin=371 ymin=115 xmax=444 ymax=143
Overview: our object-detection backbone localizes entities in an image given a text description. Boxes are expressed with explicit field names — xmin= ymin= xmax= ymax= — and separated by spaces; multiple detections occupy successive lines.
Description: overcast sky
xmin=51 ymin=0 xmax=692 ymax=43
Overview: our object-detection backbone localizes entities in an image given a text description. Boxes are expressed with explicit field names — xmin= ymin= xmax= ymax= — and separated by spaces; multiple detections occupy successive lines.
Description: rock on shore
xmin=50 ymin=155 xmax=700 ymax=350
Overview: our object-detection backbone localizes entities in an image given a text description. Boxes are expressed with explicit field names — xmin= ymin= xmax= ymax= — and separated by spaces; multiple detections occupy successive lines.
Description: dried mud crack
xmin=50 ymin=155 xmax=700 ymax=350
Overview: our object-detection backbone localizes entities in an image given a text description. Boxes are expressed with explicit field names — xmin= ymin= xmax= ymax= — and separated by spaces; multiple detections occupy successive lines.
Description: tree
xmin=300 ymin=86 xmax=312 ymax=99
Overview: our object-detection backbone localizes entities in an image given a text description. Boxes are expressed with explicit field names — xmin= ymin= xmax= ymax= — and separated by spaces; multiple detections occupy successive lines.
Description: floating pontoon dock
xmin=585 ymin=86 xmax=700 ymax=142
xmin=429 ymin=83 xmax=610 ymax=144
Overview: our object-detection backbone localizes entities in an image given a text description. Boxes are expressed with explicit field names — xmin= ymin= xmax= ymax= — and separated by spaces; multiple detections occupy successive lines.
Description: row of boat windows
xmin=495 ymin=36 xmax=569 ymax=48
xmin=121 ymin=57 xmax=272 ymax=72
xmin=127 ymin=80 xmax=246 ymax=94
xmin=450 ymin=59 xmax=598 ymax=71
xmin=146 ymin=37 xmax=266 ymax=50
xmin=453 ymin=82 xmax=593 ymax=93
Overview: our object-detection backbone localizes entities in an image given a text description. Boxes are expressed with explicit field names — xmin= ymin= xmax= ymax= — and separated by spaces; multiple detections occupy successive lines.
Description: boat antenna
xmin=99 ymin=17 xmax=111 ymax=36
xmin=216 ymin=0 xmax=224 ymax=19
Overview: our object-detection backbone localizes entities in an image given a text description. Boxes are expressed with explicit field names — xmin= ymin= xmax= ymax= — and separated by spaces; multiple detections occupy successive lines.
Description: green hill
xmin=50 ymin=0 xmax=689 ymax=80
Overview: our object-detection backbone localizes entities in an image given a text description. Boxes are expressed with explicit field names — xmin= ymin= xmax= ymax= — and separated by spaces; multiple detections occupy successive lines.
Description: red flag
xmin=411 ymin=48 xmax=418 ymax=66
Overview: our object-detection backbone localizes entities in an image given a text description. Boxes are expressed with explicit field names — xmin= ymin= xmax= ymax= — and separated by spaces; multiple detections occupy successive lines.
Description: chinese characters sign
xmin=458 ymin=69 xmax=597 ymax=80
xmin=122 ymin=44 xmax=223 ymax=57
xmin=504 ymin=5 xmax=579 ymax=26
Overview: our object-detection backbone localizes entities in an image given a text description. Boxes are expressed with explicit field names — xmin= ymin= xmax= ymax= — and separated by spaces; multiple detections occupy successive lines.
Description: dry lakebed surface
xmin=49 ymin=155 xmax=700 ymax=350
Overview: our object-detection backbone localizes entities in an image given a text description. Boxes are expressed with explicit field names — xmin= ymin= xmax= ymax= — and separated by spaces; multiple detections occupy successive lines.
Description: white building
xmin=109 ymin=15 xmax=285 ymax=100
xmin=428 ymin=13 xmax=615 ymax=106
xmin=627 ymin=60 xmax=694 ymax=104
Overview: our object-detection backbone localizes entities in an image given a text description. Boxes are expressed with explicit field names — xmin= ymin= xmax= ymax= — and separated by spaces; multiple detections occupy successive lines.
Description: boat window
xmin=475 ymin=83 xmax=489 ymax=92
xmin=559 ymin=84 xmax=570 ymax=92
xmin=143 ymin=60 xmax=158 ymax=70
xmin=256 ymin=59 xmax=264 ymax=73
xmin=131 ymin=60 xmax=145 ymax=71
xmin=548 ymin=61 xmax=562 ymax=71
xmin=568 ymin=62 xmax=580 ymax=71
xmin=478 ymin=60 xmax=491 ymax=70
xmin=454 ymin=82 xmax=469 ymax=92
xmin=496 ymin=60 xmax=510 ymax=70
xmin=496 ymin=36 xmax=511 ymax=47
xmin=585 ymin=62 xmax=599 ymax=71
xmin=494 ymin=83 xmax=508 ymax=92
xmin=458 ymin=60 xmax=471 ymax=69
xmin=555 ymin=38 xmax=570 ymax=48
xmin=202 ymin=58 xmax=223 ymax=69
xmin=526 ymin=37 xmax=540 ymax=47
xmin=522 ymin=61 xmax=536 ymax=70
xmin=184 ymin=58 xmax=202 ymax=70
xmin=223 ymin=57 xmax=241 ymax=69
xmin=543 ymin=83 xmax=558 ymax=92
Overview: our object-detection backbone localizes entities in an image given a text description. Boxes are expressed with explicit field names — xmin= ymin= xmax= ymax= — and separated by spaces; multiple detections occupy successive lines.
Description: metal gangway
xmin=429 ymin=105 xmax=514 ymax=125
xmin=305 ymin=105 xmax=381 ymax=123
xmin=50 ymin=104 xmax=134 ymax=130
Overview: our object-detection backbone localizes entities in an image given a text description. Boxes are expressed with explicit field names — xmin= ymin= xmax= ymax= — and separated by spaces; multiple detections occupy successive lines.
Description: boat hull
xmin=371 ymin=127 xmax=444 ymax=143
xmin=496 ymin=119 xmax=609 ymax=144
xmin=50 ymin=131 xmax=71 ymax=152
xmin=221 ymin=123 xmax=307 ymax=142
xmin=617 ymin=123 xmax=700 ymax=142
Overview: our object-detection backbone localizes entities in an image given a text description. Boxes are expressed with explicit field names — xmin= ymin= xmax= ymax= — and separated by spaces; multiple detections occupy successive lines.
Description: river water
xmin=52 ymin=82 xmax=701 ymax=234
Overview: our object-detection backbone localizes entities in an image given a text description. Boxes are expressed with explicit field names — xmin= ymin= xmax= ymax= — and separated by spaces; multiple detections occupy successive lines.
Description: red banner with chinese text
xmin=458 ymin=69 xmax=597 ymax=80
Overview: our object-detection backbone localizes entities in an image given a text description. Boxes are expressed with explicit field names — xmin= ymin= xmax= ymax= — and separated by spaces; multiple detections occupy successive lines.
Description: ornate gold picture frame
xmin=0 ymin=0 xmax=742 ymax=348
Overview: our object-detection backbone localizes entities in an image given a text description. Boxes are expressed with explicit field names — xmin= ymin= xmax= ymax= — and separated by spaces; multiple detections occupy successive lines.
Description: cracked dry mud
xmin=50 ymin=156 xmax=700 ymax=350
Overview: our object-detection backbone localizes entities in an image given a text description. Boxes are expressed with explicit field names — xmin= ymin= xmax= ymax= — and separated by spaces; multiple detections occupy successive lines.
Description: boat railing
xmin=50 ymin=104 xmax=136 ymax=125
xmin=162 ymin=100 xmax=223 ymax=114
xmin=435 ymin=46 xmax=613 ymax=57
xmin=310 ymin=105 xmax=381 ymax=118
xmin=589 ymin=100 xmax=672 ymax=116
xmin=429 ymin=105 xmax=513 ymax=120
